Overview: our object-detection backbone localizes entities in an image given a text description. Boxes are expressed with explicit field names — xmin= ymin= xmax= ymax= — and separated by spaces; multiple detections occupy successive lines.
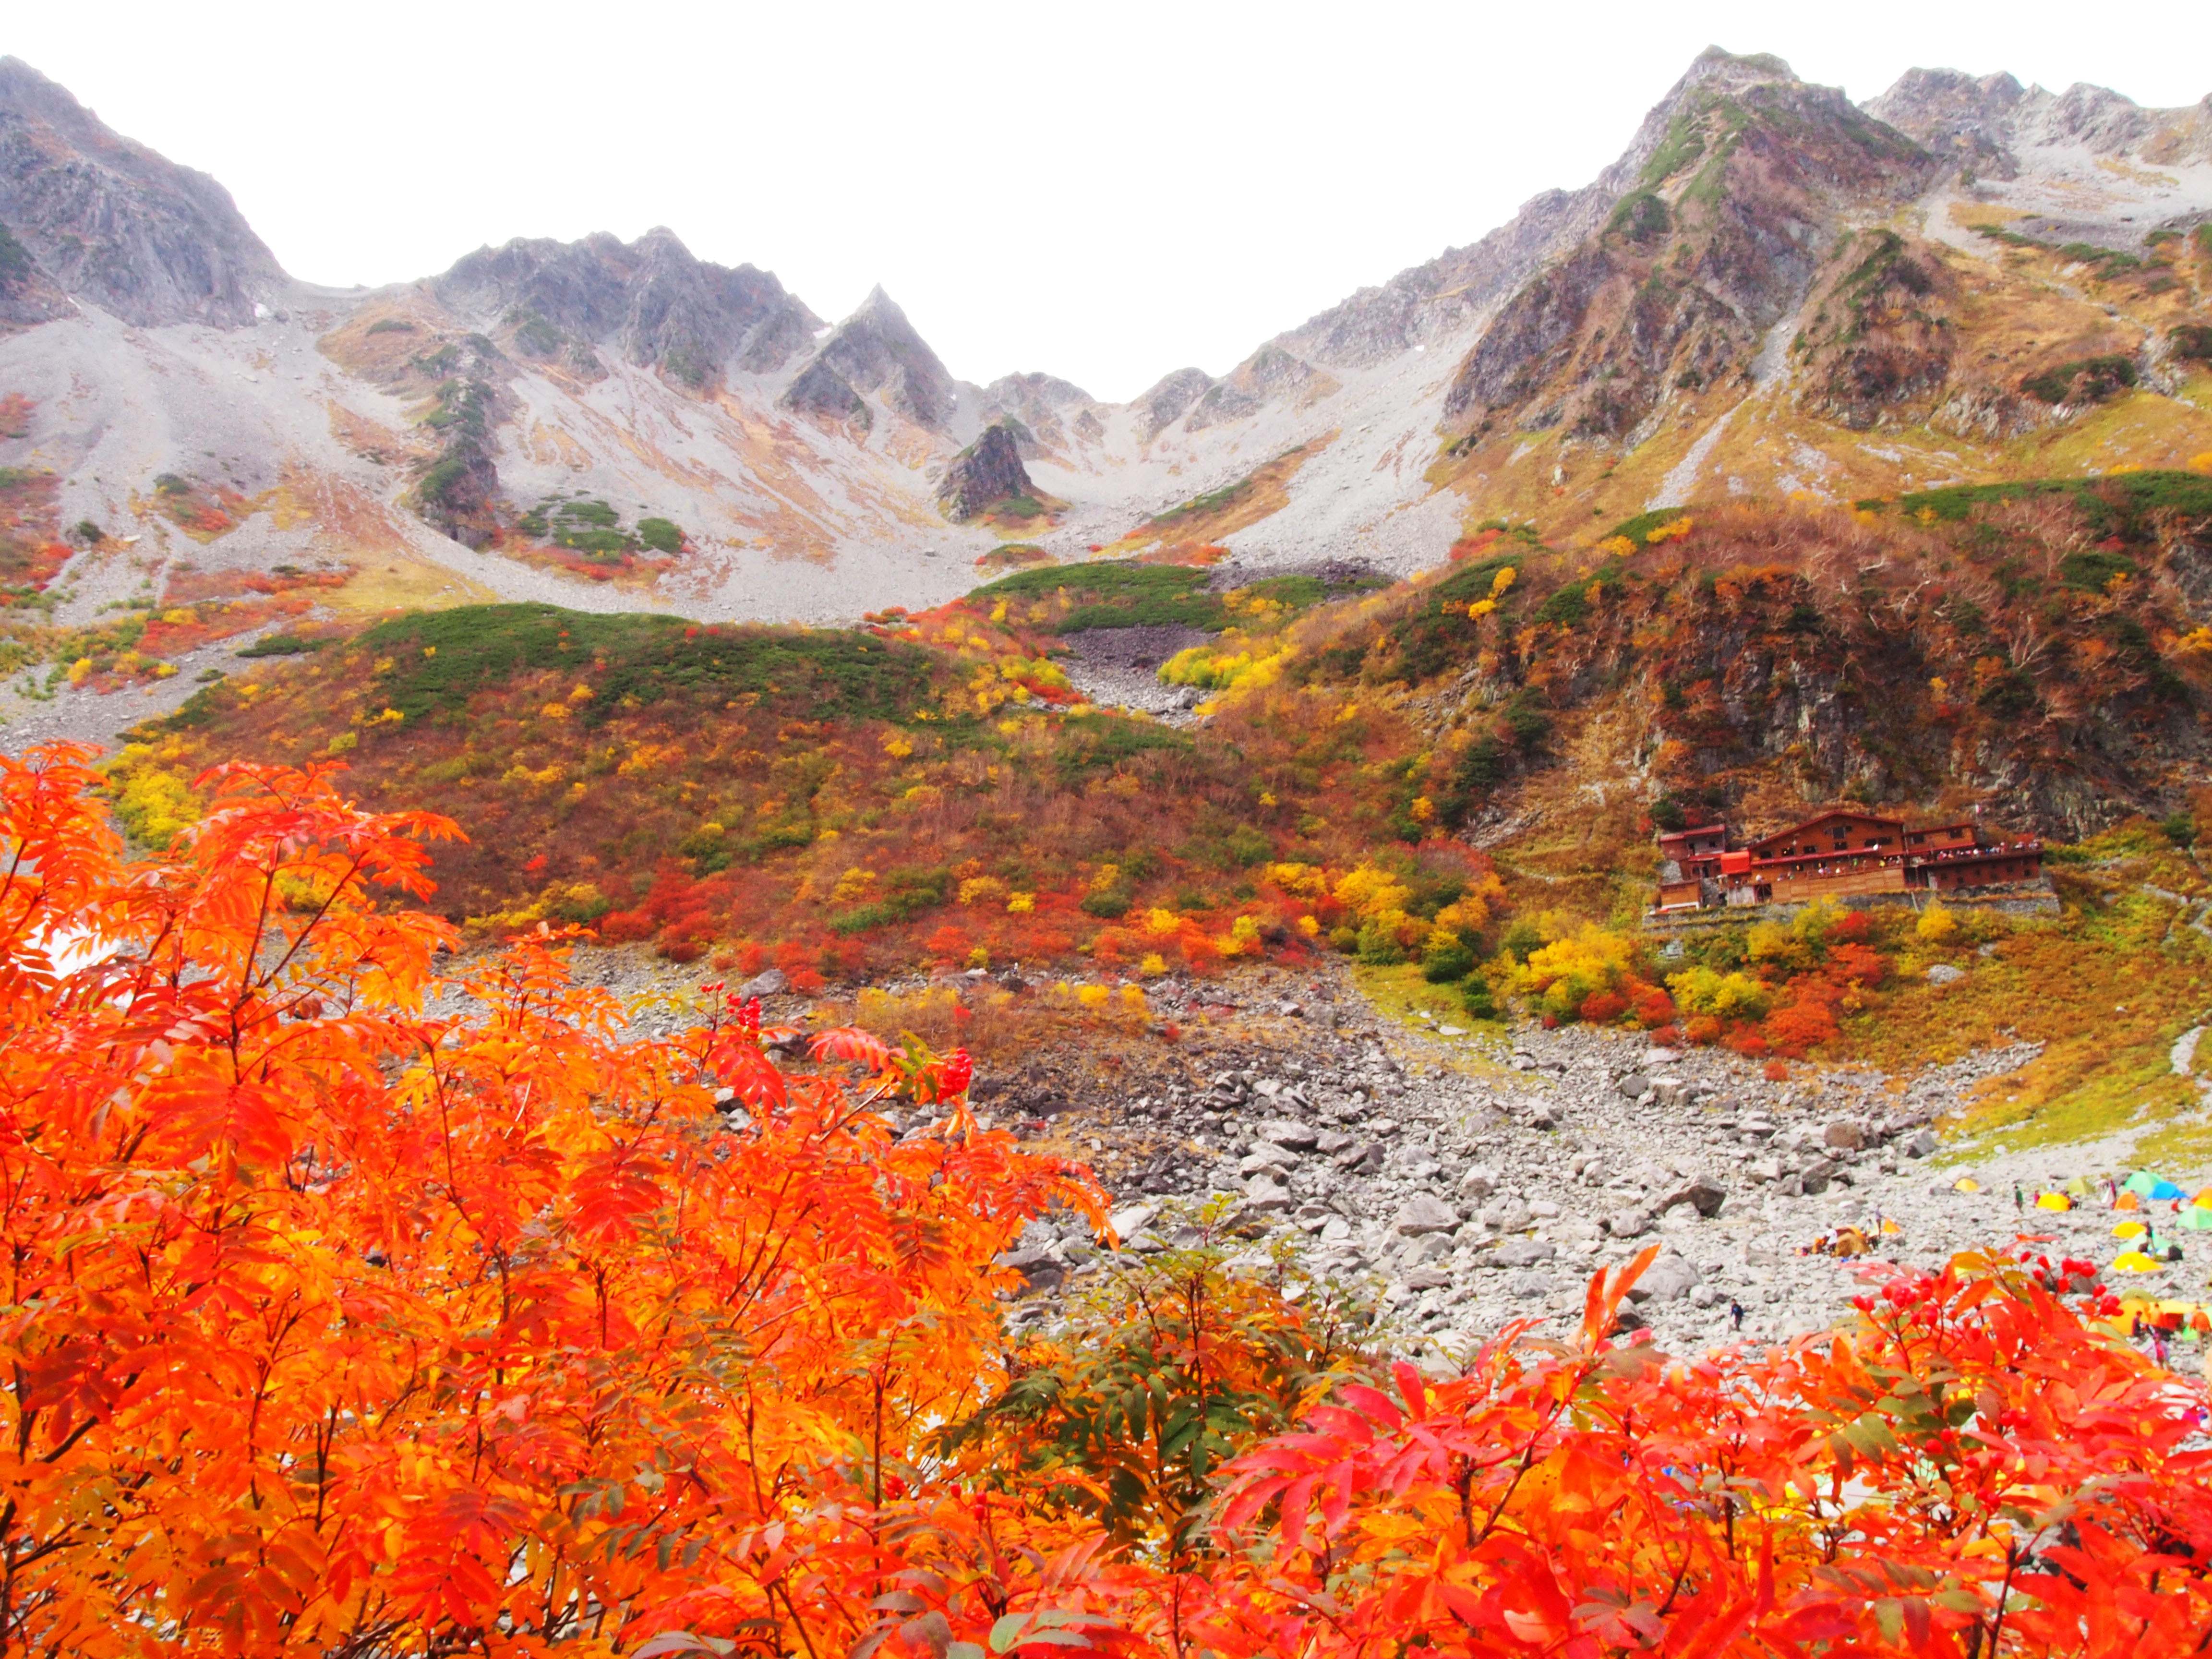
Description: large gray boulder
xmin=1626 ymin=1254 xmax=1701 ymax=1304
xmin=1490 ymin=1239 xmax=1558 ymax=1269
xmin=1655 ymin=1175 xmax=1726 ymax=1219
xmin=1393 ymin=1195 xmax=1461 ymax=1236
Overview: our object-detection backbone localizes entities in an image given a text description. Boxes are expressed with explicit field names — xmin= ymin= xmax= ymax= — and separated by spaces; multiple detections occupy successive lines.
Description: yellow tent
xmin=2036 ymin=1192 xmax=2072 ymax=1211
xmin=2115 ymin=1220 xmax=2149 ymax=1238
xmin=2113 ymin=1250 xmax=2162 ymax=1273
xmin=1952 ymin=1177 xmax=1982 ymax=1193
xmin=2194 ymin=1187 xmax=2212 ymax=1209
xmin=1880 ymin=1217 xmax=1903 ymax=1235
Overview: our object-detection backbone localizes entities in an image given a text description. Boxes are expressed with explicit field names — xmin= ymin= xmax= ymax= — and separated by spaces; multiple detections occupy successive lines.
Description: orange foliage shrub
xmin=0 ymin=745 xmax=1097 ymax=1655
xmin=1578 ymin=988 xmax=1628 ymax=1023
xmin=1209 ymin=1253 xmax=2212 ymax=1658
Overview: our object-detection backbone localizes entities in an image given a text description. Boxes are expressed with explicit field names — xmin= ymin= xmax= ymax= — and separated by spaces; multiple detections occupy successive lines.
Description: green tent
xmin=2181 ymin=1206 xmax=2212 ymax=1232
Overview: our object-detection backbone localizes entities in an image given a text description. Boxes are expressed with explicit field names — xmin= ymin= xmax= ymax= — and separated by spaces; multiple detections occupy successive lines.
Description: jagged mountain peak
xmin=781 ymin=285 xmax=961 ymax=433
xmin=1679 ymin=45 xmax=1800 ymax=91
xmin=0 ymin=54 xmax=283 ymax=328
xmin=433 ymin=228 xmax=818 ymax=385
xmin=1131 ymin=366 xmax=1215 ymax=442
xmin=983 ymin=371 xmax=1093 ymax=408
xmin=1440 ymin=49 xmax=1935 ymax=443
xmin=1870 ymin=65 xmax=2212 ymax=168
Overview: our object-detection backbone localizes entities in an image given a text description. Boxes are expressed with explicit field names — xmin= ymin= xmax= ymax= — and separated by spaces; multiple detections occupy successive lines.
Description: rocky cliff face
xmin=0 ymin=56 xmax=283 ymax=328
xmin=1791 ymin=229 xmax=1971 ymax=432
xmin=779 ymin=287 xmax=961 ymax=432
xmin=434 ymin=228 xmax=819 ymax=387
xmin=935 ymin=421 xmax=1036 ymax=520
xmin=1443 ymin=53 xmax=1934 ymax=440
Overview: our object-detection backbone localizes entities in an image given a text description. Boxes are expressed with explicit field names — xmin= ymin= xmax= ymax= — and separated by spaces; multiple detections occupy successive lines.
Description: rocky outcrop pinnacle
xmin=935 ymin=421 xmax=1035 ymax=521
xmin=0 ymin=55 xmax=283 ymax=328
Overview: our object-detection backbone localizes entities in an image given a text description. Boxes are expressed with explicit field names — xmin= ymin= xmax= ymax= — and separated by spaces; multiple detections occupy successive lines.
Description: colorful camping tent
xmin=2115 ymin=1220 xmax=2149 ymax=1238
xmin=2183 ymin=1206 xmax=2212 ymax=1232
xmin=1952 ymin=1177 xmax=1981 ymax=1193
xmin=2114 ymin=1250 xmax=2162 ymax=1273
xmin=2065 ymin=1176 xmax=2093 ymax=1198
xmin=2035 ymin=1191 xmax=2072 ymax=1211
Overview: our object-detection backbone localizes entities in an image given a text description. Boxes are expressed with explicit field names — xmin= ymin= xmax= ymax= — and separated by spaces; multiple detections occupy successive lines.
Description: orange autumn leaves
xmin=1208 ymin=1255 xmax=2212 ymax=1658
xmin=0 ymin=745 xmax=1099 ymax=1656
xmin=0 ymin=745 xmax=2207 ymax=1657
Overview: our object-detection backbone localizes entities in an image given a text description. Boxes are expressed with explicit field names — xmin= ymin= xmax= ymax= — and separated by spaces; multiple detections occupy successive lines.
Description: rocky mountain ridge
xmin=0 ymin=48 xmax=2207 ymax=665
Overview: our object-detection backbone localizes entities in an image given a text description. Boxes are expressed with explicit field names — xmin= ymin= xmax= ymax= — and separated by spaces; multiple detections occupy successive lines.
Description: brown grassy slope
xmin=1105 ymin=436 xmax=1334 ymax=553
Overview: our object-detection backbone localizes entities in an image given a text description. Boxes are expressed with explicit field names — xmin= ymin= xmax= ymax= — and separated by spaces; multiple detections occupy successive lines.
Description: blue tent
xmin=2124 ymin=1171 xmax=2188 ymax=1202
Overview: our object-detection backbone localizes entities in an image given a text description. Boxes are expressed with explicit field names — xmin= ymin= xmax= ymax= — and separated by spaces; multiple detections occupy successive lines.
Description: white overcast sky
xmin=10 ymin=1 xmax=2211 ymax=399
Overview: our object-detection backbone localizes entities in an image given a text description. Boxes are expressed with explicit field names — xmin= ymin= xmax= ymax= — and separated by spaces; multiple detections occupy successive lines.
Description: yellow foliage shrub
xmin=1667 ymin=964 xmax=1772 ymax=1021
xmin=1332 ymin=864 xmax=1413 ymax=921
xmin=1520 ymin=925 xmax=1637 ymax=1018
xmin=108 ymin=763 xmax=200 ymax=847
xmin=1266 ymin=862 xmax=1330 ymax=898
xmin=1917 ymin=901 xmax=1959 ymax=945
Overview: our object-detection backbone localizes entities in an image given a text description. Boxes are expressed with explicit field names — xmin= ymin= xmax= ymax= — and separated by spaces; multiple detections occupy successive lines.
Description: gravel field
xmin=445 ymin=946 xmax=2212 ymax=1372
